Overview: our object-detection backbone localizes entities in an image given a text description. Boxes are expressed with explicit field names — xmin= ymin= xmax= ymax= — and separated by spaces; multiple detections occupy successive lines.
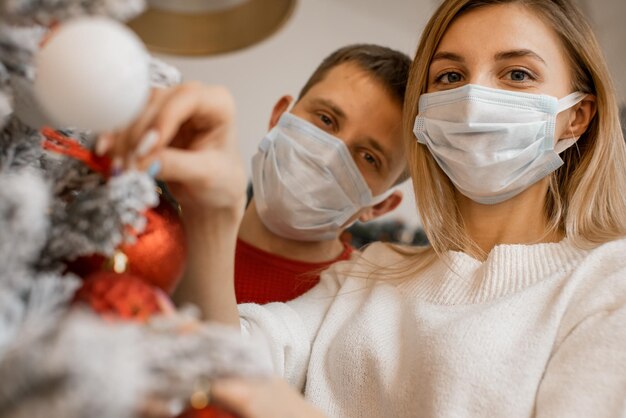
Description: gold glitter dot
xmin=190 ymin=390 xmax=209 ymax=409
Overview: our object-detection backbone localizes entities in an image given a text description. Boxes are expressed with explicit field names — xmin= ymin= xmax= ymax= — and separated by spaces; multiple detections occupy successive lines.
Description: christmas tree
xmin=0 ymin=1 xmax=269 ymax=417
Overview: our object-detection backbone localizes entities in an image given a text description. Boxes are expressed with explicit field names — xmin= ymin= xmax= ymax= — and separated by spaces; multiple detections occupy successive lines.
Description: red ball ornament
xmin=73 ymin=271 xmax=168 ymax=322
xmin=119 ymin=195 xmax=187 ymax=293
xmin=176 ymin=406 xmax=237 ymax=418
xmin=66 ymin=252 xmax=107 ymax=280
xmin=68 ymin=190 xmax=187 ymax=294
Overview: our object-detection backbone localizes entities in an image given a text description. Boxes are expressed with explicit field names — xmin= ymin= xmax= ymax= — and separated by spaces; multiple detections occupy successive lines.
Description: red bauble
xmin=120 ymin=196 xmax=187 ymax=293
xmin=73 ymin=271 xmax=166 ymax=322
xmin=177 ymin=406 xmax=237 ymax=418
xmin=68 ymin=194 xmax=187 ymax=294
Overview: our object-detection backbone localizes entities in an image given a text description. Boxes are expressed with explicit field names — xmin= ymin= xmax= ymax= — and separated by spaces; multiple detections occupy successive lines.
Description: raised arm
xmin=101 ymin=82 xmax=246 ymax=326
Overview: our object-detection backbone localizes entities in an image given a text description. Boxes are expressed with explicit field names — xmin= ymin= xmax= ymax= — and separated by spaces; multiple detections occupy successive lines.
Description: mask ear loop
xmin=554 ymin=93 xmax=586 ymax=154
xmin=570 ymin=126 xmax=581 ymax=159
xmin=566 ymin=96 xmax=583 ymax=158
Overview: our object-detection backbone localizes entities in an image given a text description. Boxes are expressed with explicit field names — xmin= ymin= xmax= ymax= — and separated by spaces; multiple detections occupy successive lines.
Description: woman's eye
xmin=436 ymin=71 xmax=463 ymax=84
xmin=508 ymin=69 xmax=534 ymax=82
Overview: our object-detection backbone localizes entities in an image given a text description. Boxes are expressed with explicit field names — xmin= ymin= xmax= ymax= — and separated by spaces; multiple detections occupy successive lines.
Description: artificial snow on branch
xmin=0 ymin=2 xmax=271 ymax=417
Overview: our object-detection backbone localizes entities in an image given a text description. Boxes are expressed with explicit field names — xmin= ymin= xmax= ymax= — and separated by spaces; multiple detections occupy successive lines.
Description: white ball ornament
xmin=35 ymin=17 xmax=150 ymax=132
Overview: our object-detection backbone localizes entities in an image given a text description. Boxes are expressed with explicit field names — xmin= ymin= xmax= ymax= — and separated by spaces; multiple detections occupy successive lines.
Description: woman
xmin=106 ymin=0 xmax=626 ymax=416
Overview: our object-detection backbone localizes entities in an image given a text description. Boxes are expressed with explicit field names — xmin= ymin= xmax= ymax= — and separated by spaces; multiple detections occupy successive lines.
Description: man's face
xmin=290 ymin=62 xmax=405 ymax=196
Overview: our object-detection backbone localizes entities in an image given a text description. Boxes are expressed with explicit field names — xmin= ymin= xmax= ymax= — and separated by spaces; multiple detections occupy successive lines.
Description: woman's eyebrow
xmin=431 ymin=51 xmax=465 ymax=63
xmin=494 ymin=49 xmax=547 ymax=65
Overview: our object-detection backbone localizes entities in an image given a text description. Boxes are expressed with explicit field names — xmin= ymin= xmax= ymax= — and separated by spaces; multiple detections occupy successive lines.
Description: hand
xmin=211 ymin=377 xmax=327 ymax=418
xmin=99 ymin=82 xmax=247 ymax=220
xmin=136 ymin=395 xmax=173 ymax=418
xmin=98 ymin=83 xmax=245 ymax=323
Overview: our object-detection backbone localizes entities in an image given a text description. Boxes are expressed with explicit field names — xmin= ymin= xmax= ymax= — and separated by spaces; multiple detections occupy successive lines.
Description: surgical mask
xmin=413 ymin=84 xmax=586 ymax=204
xmin=251 ymin=112 xmax=393 ymax=241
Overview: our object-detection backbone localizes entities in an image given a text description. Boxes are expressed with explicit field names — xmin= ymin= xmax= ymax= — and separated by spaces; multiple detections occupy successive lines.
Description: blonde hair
xmin=395 ymin=0 xmax=626 ymax=266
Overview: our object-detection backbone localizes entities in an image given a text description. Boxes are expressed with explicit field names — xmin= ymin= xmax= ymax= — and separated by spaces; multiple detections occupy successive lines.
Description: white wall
xmin=157 ymin=0 xmax=626 ymax=229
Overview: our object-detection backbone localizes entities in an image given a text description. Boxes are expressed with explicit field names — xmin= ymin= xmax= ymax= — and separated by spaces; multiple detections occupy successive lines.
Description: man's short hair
xmin=298 ymin=44 xmax=411 ymax=185
xmin=298 ymin=44 xmax=411 ymax=107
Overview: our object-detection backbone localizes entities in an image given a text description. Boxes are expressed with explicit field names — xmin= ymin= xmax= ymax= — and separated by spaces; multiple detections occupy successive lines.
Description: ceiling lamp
xmin=127 ymin=0 xmax=296 ymax=56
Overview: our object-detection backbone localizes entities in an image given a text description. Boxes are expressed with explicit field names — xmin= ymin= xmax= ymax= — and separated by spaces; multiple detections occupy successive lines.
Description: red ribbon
xmin=41 ymin=127 xmax=112 ymax=176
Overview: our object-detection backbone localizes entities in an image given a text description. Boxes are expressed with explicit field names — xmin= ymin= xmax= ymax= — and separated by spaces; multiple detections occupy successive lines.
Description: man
xmin=234 ymin=44 xmax=411 ymax=304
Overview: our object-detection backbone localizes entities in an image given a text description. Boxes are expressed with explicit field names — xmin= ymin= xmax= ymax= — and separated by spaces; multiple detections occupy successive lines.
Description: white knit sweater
xmin=239 ymin=238 xmax=626 ymax=417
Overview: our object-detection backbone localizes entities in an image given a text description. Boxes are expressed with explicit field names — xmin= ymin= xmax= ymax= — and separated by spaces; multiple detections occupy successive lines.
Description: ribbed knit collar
xmin=407 ymin=239 xmax=588 ymax=305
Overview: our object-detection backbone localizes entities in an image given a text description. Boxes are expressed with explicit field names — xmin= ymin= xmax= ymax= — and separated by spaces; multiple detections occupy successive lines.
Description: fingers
xmin=96 ymin=88 xmax=168 ymax=158
xmin=92 ymin=81 xmax=246 ymax=216
xmin=119 ymin=88 xmax=170 ymax=157
xmin=152 ymin=144 xmax=247 ymax=214
xmin=210 ymin=379 xmax=256 ymax=418
xmin=154 ymin=147 xmax=196 ymax=183
xmin=124 ymin=144 xmax=216 ymax=182
xmin=152 ymin=83 xmax=235 ymax=142
xmin=96 ymin=82 xmax=236 ymax=171
xmin=155 ymin=124 xmax=235 ymax=180
xmin=211 ymin=378 xmax=327 ymax=418
xmin=154 ymin=288 xmax=176 ymax=316
xmin=136 ymin=395 xmax=181 ymax=418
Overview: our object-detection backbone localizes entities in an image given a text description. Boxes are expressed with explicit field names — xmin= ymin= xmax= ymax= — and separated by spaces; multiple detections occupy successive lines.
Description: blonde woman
xmin=107 ymin=0 xmax=626 ymax=416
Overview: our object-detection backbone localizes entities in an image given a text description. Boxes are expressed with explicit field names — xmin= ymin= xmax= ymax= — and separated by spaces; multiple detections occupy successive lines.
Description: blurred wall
xmin=576 ymin=0 xmax=626 ymax=105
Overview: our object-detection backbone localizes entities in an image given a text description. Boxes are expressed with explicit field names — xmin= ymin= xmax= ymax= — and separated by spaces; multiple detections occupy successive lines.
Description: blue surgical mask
xmin=413 ymin=84 xmax=586 ymax=204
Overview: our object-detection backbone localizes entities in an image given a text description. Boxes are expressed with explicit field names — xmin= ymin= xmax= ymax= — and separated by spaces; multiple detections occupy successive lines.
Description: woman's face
xmin=427 ymin=3 xmax=572 ymax=96
xmin=427 ymin=4 xmax=575 ymax=133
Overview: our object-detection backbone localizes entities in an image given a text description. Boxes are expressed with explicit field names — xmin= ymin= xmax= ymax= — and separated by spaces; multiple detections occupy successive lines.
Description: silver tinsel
xmin=41 ymin=171 xmax=159 ymax=267
xmin=0 ymin=0 xmax=146 ymax=25
xmin=0 ymin=2 xmax=272 ymax=417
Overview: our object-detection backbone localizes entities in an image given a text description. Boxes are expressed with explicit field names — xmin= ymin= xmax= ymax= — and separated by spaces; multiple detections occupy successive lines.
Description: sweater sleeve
xmin=535 ymin=269 xmax=626 ymax=417
xmin=237 ymin=259 xmax=351 ymax=391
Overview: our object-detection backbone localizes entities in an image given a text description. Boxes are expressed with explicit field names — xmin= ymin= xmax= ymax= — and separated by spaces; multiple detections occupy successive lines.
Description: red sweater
xmin=234 ymin=238 xmax=354 ymax=304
